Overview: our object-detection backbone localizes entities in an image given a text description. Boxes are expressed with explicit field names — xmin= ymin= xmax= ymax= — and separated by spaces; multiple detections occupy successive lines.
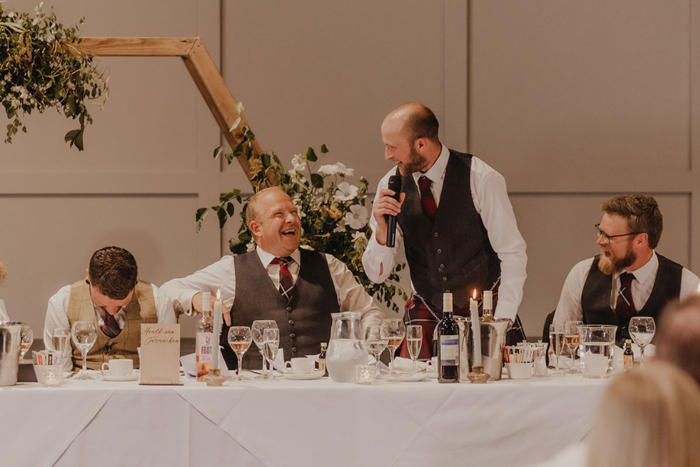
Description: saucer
xmin=102 ymin=373 xmax=138 ymax=382
xmin=387 ymin=372 xmax=428 ymax=383
xmin=283 ymin=371 xmax=323 ymax=380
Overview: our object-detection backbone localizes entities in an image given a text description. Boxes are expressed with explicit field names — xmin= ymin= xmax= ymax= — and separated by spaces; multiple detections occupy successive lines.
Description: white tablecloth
xmin=0 ymin=371 xmax=608 ymax=467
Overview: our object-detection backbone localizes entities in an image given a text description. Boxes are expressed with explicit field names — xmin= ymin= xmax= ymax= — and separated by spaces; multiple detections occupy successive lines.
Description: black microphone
xmin=385 ymin=175 xmax=402 ymax=247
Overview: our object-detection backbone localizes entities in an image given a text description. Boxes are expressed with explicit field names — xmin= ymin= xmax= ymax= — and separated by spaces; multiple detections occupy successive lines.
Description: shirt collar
xmin=411 ymin=144 xmax=449 ymax=185
xmin=256 ymin=246 xmax=301 ymax=267
xmin=615 ymin=250 xmax=658 ymax=284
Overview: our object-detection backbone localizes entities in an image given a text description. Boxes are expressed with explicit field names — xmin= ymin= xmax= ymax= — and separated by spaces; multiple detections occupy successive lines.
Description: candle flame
xmin=473 ymin=289 xmax=477 ymax=300
xmin=216 ymin=289 xmax=221 ymax=300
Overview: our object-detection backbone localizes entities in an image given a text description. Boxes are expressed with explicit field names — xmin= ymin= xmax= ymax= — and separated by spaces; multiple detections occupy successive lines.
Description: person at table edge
xmin=44 ymin=246 xmax=177 ymax=372
xmin=362 ymin=102 xmax=528 ymax=359
xmin=553 ymin=194 xmax=700 ymax=345
xmin=160 ymin=187 xmax=385 ymax=370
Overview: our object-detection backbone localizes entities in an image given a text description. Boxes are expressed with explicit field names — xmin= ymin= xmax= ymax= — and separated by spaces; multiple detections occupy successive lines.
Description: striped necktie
xmin=271 ymin=256 xmax=295 ymax=301
xmin=102 ymin=313 xmax=121 ymax=338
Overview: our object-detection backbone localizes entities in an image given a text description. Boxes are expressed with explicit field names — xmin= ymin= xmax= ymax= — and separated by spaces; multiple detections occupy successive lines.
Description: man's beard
xmin=598 ymin=245 xmax=637 ymax=275
xmin=398 ymin=146 xmax=427 ymax=176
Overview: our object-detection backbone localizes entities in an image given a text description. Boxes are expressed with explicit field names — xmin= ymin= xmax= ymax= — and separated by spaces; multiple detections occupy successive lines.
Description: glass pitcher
xmin=326 ymin=312 xmax=369 ymax=382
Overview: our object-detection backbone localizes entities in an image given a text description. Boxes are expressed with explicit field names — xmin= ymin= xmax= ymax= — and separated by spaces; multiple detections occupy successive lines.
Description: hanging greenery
xmin=0 ymin=2 xmax=108 ymax=150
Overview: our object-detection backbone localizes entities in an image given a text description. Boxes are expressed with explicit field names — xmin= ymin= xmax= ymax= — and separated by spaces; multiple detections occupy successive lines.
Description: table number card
xmin=140 ymin=323 xmax=182 ymax=385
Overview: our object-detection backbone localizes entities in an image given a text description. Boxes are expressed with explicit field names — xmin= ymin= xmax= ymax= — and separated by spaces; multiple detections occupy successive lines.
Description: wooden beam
xmin=76 ymin=37 xmax=197 ymax=57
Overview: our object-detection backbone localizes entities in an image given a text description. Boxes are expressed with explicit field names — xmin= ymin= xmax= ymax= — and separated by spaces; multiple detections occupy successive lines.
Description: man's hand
xmin=371 ymin=189 xmax=405 ymax=245
xmin=192 ymin=292 xmax=231 ymax=326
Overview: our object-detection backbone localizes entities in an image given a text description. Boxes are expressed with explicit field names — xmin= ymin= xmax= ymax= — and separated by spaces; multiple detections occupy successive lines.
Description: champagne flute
xmin=564 ymin=321 xmax=582 ymax=374
xmin=228 ymin=326 xmax=252 ymax=381
xmin=52 ymin=327 xmax=71 ymax=362
xmin=406 ymin=325 xmax=423 ymax=374
xmin=380 ymin=319 xmax=405 ymax=376
xmin=252 ymin=320 xmax=277 ymax=380
xmin=71 ymin=321 xmax=97 ymax=379
xmin=548 ymin=323 xmax=564 ymax=373
xmin=629 ymin=316 xmax=655 ymax=367
xmin=365 ymin=324 xmax=388 ymax=379
xmin=19 ymin=324 xmax=33 ymax=363
xmin=262 ymin=328 xmax=280 ymax=379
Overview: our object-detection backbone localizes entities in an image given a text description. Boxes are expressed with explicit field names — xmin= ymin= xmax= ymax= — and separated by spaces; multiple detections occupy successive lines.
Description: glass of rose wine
xmin=228 ymin=326 xmax=252 ymax=381
xmin=380 ymin=319 xmax=405 ymax=376
xmin=549 ymin=323 xmax=564 ymax=373
xmin=564 ymin=321 xmax=582 ymax=374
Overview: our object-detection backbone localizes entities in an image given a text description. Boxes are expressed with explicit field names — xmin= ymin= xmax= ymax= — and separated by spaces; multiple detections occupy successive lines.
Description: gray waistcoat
xmin=397 ymin=150 xmax=501 ymax=310
xmin=221 ymin=249 xmax=340 ymax=369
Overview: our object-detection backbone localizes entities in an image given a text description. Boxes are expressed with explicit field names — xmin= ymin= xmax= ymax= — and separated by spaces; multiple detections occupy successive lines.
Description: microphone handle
xmin=386 ymin=214 xmax=397 ymax=248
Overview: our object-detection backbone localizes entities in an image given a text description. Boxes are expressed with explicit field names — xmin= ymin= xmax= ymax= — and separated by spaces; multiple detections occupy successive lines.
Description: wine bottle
xmin=196 ymin=292 xmax=213 ymax=381
xmin=623 ymin=339 xmax=633 ymax=371
xmin=482 ymin=290 xmax=495 ymax=322
xmin=438 ymin=292 xmax=460 ymax=383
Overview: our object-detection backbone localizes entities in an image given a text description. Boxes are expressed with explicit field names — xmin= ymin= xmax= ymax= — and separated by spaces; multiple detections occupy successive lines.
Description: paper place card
xmin=140 ymin=323 xmax=182 ymax=385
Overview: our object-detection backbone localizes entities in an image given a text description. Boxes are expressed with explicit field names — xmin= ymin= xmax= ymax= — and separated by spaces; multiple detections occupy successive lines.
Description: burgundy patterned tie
xmin=418 ymin=176 xmax=437 ymax=221
xmin=102 ymin=313 xmax=121 ymax=338
xmin=271 ymin=257 xmax=295 ymax=301
xmin=616 ymin=272 xmax=636 ymax=322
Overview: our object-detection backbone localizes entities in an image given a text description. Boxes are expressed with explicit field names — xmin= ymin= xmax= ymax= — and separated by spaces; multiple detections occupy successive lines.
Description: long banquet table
xmin=0 ymin=371 xmax=607 ymax=467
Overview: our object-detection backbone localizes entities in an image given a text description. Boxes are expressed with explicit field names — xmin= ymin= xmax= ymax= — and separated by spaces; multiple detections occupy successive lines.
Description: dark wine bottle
xmin=438 ymin=293 xmax=460 ymax=383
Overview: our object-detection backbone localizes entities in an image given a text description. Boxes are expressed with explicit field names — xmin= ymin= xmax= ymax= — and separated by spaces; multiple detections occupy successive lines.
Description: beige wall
xmin=1 ymin=1 xmax=697 ymax=339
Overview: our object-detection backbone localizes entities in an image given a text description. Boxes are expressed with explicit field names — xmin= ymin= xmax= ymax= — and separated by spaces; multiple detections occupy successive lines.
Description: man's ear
xmin=85 ymin=268 xmax=90 ymax=284
xmin=635 ymin=232 xmax=649 ymax=248
xmin=249 ymin=221 xmax=261 ymax=239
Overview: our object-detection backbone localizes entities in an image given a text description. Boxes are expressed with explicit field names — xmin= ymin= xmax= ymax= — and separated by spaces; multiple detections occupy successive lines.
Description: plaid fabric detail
xmin=102 ymin=313 xmax=121 ymax=338
xmin=271 ymin=256 xmax=295 ymax=301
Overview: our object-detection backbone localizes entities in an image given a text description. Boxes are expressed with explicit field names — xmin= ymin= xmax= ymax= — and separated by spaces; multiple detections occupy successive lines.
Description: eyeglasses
xmin=595 ymin=224 xmax=639 ymax=245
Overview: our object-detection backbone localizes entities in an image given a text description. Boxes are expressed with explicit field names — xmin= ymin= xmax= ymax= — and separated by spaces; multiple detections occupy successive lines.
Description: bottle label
xmin=440 ymin=335 xmax=459 ymax=365
xmin=196 ymin=332 xmax=213 ymax=364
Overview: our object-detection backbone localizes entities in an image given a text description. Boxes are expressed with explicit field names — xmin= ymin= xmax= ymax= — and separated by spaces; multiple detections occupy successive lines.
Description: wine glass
xmin=380 ymin=319 xmax=405 ymax=376
xmin=52 ymin=327 xmax=71 ymax=362
xmin=365 ymin=324 xmax=388 ymax=379
xmin=71 ymin=321 xmax=97 ymax=379
xmin=564 ymin=321 xmax=582 ymax=374
xmin=406 ymin=325 xmax=423 ymax=374
xmin=252 ymin=320 xmax=277 ymax=380
xmin=262 ymin=327 xmax=280 ymax=379
xmin=548 ymin=323 xmax=564 ymax=373
xmin=19 ymin=324 xmax=33 ymax=363
xmin=228 ymin=326 xmax=252 ymax=381
xmin=629 ymin=316 xmax=656 ymax=367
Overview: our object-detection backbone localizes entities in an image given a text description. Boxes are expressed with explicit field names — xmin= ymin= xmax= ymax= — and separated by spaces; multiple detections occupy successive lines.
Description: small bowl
xmin=33 ymin=364 xmax=64 ymax=387
xmin=506 ymin=362 xmax=534 ymax=380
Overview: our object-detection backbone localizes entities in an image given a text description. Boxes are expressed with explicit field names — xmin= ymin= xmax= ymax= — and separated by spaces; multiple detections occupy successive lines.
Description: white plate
xmin=102 ymin=373 xmax=139 ymax=382
xmin=387 ymin=372 xmax=428 ymax=383
xmin=283 ymin=371 xmax=324 ymax=380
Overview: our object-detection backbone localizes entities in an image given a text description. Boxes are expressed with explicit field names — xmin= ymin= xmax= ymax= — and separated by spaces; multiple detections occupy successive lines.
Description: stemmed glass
xmin=406 ymin=325 xmax=423 ymax=374
xmin=629 ymin=316 xmax=656 ymax=367
xmin=19 ymin=324 xmax=33 ymax=363
xmin=380 ymin=319 xmax=405 ymax=376
xmin=252 ymin=320 xmax=277 ymax=380
xmin=365 ymin=324 xmax=388 ymax=379
xmin=52 ymin=327 xmax=71 ymax=362
xmin=262 ymin=328 xmax=280 ymax=379
xmin=71 ymin=321 xmax=97 ymax=379
xmin=548 ymin=323 xmax=564 ymax=373
xmin=227 ymin=326 xmax=252 ymax=381
xmin=564 ymin=321 xmax=582 ymax=374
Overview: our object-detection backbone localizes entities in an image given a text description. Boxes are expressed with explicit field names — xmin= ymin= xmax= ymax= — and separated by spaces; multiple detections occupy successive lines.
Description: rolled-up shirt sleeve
xmin=160 ymin=256 xmax=236 ymax=313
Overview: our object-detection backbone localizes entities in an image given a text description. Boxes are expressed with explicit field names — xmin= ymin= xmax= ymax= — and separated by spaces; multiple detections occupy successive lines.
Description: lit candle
xmin=212 ymin=289 xmax=222 ymax=370
xmin=470 ymin=290 xmax=482 ymax=367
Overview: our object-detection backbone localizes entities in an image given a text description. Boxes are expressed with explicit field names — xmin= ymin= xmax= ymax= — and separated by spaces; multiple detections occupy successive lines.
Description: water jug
xmin=326 ymin=312 xmax=369 ymax=382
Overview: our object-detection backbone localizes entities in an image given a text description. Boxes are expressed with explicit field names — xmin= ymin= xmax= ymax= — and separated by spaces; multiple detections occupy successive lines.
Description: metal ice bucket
xmin=455 ymin=317 xmax=511 ymax=381
xmin=0 ymin=321 xmax=25 ymax=386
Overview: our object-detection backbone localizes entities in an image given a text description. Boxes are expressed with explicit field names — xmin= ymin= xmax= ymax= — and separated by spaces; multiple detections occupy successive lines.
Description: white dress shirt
xmin=160 ymin=247 xmax=386 ymax=331
xmin=363 ymin=145 xmax=528 ymax=321
xmin=43 ymin=283 xmax=177 ymax=371
xmin=0 ymin=299 xmax=8 ymax=321
xmin=553 ymin=251 xmax=700 ymax=326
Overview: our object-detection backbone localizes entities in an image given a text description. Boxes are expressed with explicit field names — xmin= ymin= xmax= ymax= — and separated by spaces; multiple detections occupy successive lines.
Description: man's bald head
xmin=383 ymin=102 xmax=439 ymax=144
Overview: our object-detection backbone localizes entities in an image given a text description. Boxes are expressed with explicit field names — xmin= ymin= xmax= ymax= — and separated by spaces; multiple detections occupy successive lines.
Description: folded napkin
xmin=180 ymin=351 xmax=229 ymax=378
xmin=393 ymin=356 xmax=431 ymax=373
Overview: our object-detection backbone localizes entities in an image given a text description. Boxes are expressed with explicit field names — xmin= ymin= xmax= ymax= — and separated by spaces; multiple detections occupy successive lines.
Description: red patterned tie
xmin=102 ymin=313 xmax=121 ymax=338
xmin=271 ymin=257 xmax=295 ymax=301
xmin=418 ymin=176 xmax=437 ymax=221
xmin=616 ymin=272 xmax=636 ymax=322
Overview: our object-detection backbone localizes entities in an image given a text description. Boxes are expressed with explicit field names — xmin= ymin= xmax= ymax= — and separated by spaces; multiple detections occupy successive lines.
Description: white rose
xmin=334 ymin=182 xmax=359 ymax=202
xmin=292 ymin=153 xmax=307 ymax=172
xmin=345 ymin=205 xmax=369 ymax=230
xmin=318 ymin=163 xmax=341 ymax=176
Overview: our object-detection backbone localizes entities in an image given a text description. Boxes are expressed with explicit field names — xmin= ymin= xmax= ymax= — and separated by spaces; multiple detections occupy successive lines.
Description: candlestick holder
xmin=467 ymin=365 xmax=490 ymax=384
xmin=204 ymin=368 xmax=225 ymax=386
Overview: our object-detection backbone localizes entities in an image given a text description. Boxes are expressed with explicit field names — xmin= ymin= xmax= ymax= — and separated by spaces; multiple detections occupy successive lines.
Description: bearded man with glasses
xmin=553 ymin=194 xmax=699 ymax=345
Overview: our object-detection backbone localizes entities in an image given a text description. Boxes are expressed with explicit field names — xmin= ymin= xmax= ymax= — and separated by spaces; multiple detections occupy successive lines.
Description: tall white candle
xmin=470 ymin=290 xmax=482 ymax=367
xmin=483 ymin=290 xmax=493 ymax=313
xmin=212 ymin=289 xmax=222 ymax=370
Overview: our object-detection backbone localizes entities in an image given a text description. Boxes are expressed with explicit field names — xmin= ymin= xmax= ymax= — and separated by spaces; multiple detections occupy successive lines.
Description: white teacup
xmin=101 ymin=359 xmax=133 ymax=377
xmin=285 ymin=357 xmax=315 ymax=375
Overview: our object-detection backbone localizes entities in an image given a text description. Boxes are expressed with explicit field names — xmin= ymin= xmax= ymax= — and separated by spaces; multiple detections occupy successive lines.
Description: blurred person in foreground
xmin=553 ymin=194 xmax=699 ymax=345
xmin=655 ymin=294 xmax=700 ymax=385
xmin=161 ymin=187 xmax=385 ymax=370
xmin=0 ymin=258 xmax=8 ymax=320
xmin=363 ymin=102 xmax=527 ymax=357
xmin=44 ymin=246 xmax=177 ymax=372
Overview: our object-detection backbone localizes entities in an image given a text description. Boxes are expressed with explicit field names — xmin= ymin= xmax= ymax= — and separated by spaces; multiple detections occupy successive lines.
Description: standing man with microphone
xmin=363 ymin=102 xmax=528 ymax=359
